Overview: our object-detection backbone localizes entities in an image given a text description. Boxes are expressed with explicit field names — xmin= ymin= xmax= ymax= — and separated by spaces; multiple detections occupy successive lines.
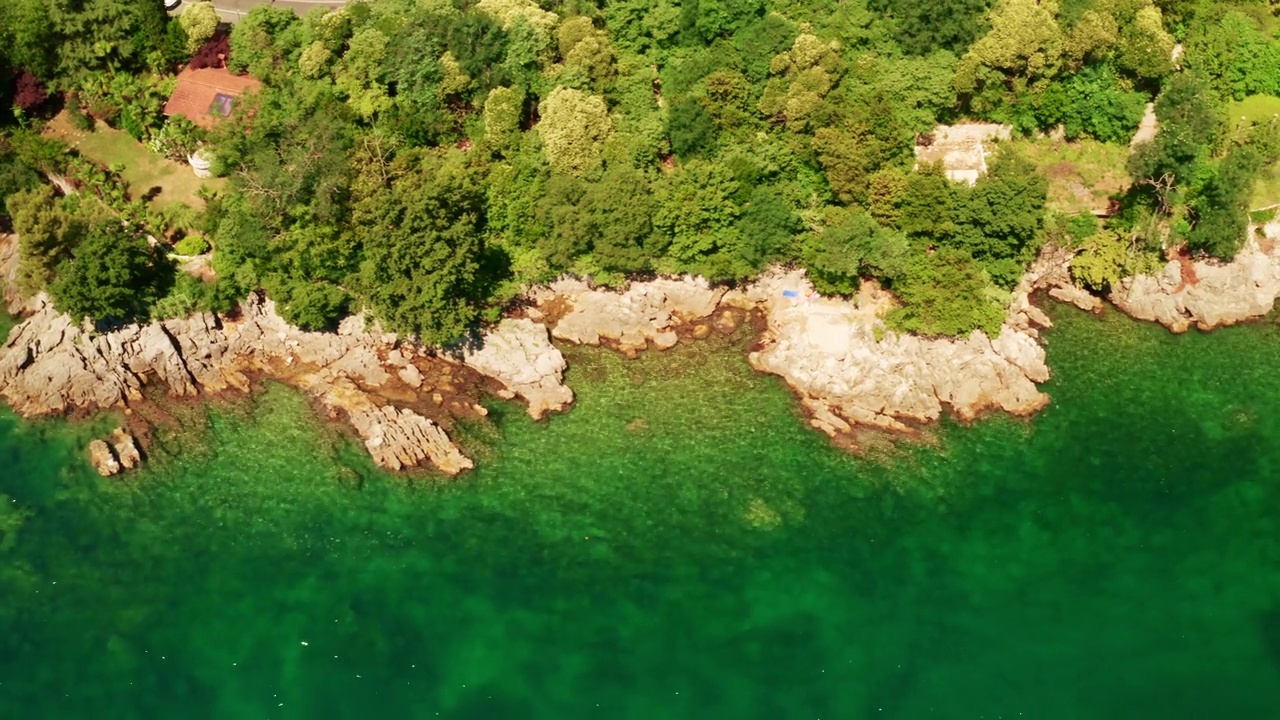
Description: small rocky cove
xmin=3 ymin=227 xmax=1280 ymax=478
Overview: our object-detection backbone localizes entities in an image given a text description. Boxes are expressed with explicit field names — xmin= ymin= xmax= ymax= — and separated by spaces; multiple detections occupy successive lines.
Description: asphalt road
xmin=200 ymin=0 xmax=349 ymax=23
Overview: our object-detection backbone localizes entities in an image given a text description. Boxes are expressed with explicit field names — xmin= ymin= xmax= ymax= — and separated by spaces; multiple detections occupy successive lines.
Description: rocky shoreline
xmin=0 ymin=283 xmax=572 ymax=476
xmin=5 ymin=225 xmax=1280 ymax=477
xmin=1110 ymin=225 xmax=1280 ymax=332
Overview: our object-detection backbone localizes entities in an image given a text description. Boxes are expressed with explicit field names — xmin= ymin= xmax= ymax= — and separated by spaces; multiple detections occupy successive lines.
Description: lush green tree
xmin=895 ymin=164 xmax=958 ymax=244
xmin=950 ymin=150 xmax=1048 ymax=282
xmin=229 ymin=6 xmax=302 ymax=79
xmin=867 ymin=167 xmax=909 ymax=226
xmin=49 ymin=225 xmax=165 ymax=325
xmin=334 ymin=28 xmax=394 ymax=120
xmin=447 ymin=12 xmax=509 ymax=88
xmin=887 ymin=248 xmax=1005 ymax=337
xmin=0 ymin=0 xmax=55 ymax=79
xmin=697 ymin=70 xmax=753 ymax=130
xmin=733 ymin=13 xmax=797 ymax=82
xmin=603 ymin=0 xmax=681 ymax=55
xmin=757 ymin=33 xmax=842 ymax=127
xmin=654 ymin=161 xmax=753 ymax=279
xmin=1113 ymin=0 xmax=1175 ymax=81
xmin=534 ymin=174 xmax=591 ymax=267
xmin=1035 ymin=64 xmax=1147 ymax=142
xmin=801 ymin=210 xmax=910 ymax=295
xmin=812 ymin=100 xmax=911 ymax=206
xmin=179 ymin=2 xmax=220 ymax=54
xmin=0 ymin=139 xmax=43 ymax=213
xmin=735 ymin=184 xmax=801 ymax=268
xmin=382 ymin=22 xmax=456 ymax=145
xmin=585 ymin=165 xmax=659 ymax=272
xmin=669 ymin=98 xmax=717 ymax=159
xmin=693 ymin=0 xmax=765 ymax=41
xmin=483 ymin=86 xmax=525 ymax=151
xmin=843 ymin=52 xmax=959 ymax=134
xmin=6 ymin=186 xmax=81 ymax=297
xmin=476 ymin=0 xmax=558 ymax=37
xmin=264 ymin=275 xmax=351 ymax=331
xmin=869 ymin=0 xmax=993 ymax=55
xmin=1186 ymin=142 xmax=1266 ymax=258
xmin=44 ymin=0 xmax=172 ymax=78
xmin=557 ymin=16 xmax=617 ymax=92
xmin=357 ymin=151 xmax=489 ymax=344
xmin=538 ymin=86 xmax=613 ymax=175
xmin=1072 ymin=229 xmax=1133 ymax=289
xmin=1184 ymin=11 xmax=1280 ymax=101
xmin=955 ymin=0 xmax=1065 ymax=112
xmin=1127 ymin=73 xmax=1223 ymax=208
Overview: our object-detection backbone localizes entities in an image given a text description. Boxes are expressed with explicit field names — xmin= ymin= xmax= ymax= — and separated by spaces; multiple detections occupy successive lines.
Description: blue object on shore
xmin=782 ymin=290 xmax=799 ymax=298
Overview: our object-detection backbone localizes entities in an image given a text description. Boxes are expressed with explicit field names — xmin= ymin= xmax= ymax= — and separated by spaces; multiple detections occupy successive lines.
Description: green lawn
xmin=1005 ymin=137 xmax=1130 ymax=215
xmin=43 ymin=110 xmax=222 ymax=210
xmin=1229 ymin=94 xmax=1280 ymax=125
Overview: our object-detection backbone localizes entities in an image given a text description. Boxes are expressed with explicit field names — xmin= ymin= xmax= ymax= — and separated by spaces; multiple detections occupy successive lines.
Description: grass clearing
xmin=1004 ymin=137 xmax=1130 ymax=215
xmin=42 ymin=110 xmax=223 ymax=210
xmin=1229 ymin=94 xmax=1280 ymax=125
xmin=1251 ymin=162 xmax=1280 ymax=210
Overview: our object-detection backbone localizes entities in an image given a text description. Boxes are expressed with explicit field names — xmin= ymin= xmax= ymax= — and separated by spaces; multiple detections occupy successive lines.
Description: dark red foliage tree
xmin=191 ymin=32 xmax=232 ymax=70
xmin=14 ymin=71 xmax=48 ymax=113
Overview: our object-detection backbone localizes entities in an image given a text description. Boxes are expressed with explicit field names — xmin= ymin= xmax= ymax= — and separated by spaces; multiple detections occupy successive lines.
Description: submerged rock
xmin=88 ymin=439 xmax=120 ymax=477
xmin=110 ymin=428 xmax=142 ymax=471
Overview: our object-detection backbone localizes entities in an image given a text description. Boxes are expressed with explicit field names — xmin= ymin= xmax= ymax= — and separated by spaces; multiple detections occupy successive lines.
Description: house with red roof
xmin=162 ymin=67 xmax=261 ymax=129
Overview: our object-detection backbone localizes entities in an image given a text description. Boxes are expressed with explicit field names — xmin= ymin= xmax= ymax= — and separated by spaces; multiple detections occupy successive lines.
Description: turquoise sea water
xmin=2 ymin=303 xmax=1280 ymax=719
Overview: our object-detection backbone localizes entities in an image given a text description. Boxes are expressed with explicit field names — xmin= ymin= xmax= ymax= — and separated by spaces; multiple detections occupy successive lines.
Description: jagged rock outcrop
xmin=309 ymin=376 xmax=472 ymax=474
xmin=1007 ymin=243 xmax=1102 ymax=336
xmin=1048 ymin=284 xmax=1103 ymax=314
xmin=1 ymin=234 xmax=25 ymax=316
xmin=0 ymin=296 xmax=571 ymax=476
xmin=737 ymin=269 xmax=1049 ymax=438
xmin=1109 ymin=232 xmax=1280 ymax=332
xmin=532 ymin=276 xmax=726 ymax=353
xmin=459 ymin=318 xmax=573 ymax=419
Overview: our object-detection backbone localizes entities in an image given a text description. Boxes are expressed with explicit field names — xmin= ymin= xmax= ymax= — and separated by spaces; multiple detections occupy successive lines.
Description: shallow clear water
xmin=2 ymin=304 xmax=1279 ymax=719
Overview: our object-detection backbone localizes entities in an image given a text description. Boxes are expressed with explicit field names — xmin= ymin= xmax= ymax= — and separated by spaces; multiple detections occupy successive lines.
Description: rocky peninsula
xmin=519 ymin=254 xmax=1090 ymax=444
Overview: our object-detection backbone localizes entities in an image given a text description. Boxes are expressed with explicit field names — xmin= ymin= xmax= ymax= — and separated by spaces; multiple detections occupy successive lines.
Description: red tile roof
xmin=163 ymin=68 xmax=261 ymax=129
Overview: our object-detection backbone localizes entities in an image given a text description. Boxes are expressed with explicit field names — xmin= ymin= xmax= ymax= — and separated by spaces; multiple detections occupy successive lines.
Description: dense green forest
xmin=1 ymin=0 xmax=1279 ymax=341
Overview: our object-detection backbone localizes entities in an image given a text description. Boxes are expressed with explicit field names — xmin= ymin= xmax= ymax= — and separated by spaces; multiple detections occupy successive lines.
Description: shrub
xmin=191 ymin=32 xmax=232 ymax=70
xmin=887 ymin=248 xmax=1005 ymax=337
xmin=148 ymin=117 xmax=206 ymax=161
xmin=119 ymin=107 xmax=145 ymax=141
xmin=173 ymin=234 xmax=211 ymax=256
xmin=67 ymin=98 xmax=94 ymax=131
xmin=13 ymin=72 xmax=49 ymax=114
xmin=180 ymin=2 xmax=221 ymax=54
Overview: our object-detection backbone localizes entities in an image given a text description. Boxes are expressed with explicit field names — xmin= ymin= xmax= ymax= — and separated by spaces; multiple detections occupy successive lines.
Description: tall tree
xmin=538 ymin=86 xmax=613 ymax=176
xmin=357 ymin=151 xmax=490 ymax=345
xmin=6 ymin=186 xmax=81 ymax=298
xmin=49 ymin=225 xmax=165 ymax=325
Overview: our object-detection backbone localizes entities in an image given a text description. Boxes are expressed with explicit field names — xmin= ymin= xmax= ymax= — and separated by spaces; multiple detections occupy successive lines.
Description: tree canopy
xmin=1 ymin=0 xmax=1273 ymax=339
